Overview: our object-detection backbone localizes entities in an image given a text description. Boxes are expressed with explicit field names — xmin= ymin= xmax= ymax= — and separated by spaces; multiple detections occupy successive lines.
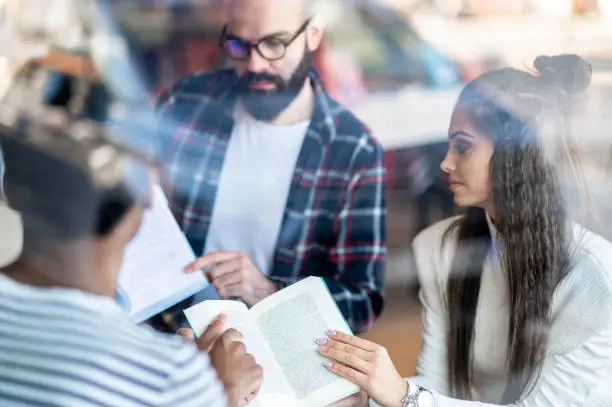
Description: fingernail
xmin=316 ymin=338 xmax=328 ymax=345
xmin=319 ymin=345 xmax=328 ymax=352
xmin=212 ymin=317 xmax=225 ymax=328
xmin=324 ymin=360 xmax=333 ymax=368
xmin=327 ymin=329 xmax=337 ymax=336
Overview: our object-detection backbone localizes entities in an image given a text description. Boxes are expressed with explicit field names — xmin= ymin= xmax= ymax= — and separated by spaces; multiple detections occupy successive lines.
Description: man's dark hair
xmin=1 ymin=134 xmax=135 ymax=242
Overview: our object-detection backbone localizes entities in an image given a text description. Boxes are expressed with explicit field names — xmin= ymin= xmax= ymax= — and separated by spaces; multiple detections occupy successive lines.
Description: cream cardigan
xmin=386 ymin=216 xmax=612 ymax=407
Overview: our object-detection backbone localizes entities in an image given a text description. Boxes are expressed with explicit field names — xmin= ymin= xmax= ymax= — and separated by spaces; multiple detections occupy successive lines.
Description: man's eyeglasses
xmin=219 ymin=19 xmax=311 ymax=61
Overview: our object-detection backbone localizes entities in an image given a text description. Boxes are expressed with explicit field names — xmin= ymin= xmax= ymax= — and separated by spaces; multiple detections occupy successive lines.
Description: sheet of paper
xmin=117 ymin=185 xmax=207 ymax=323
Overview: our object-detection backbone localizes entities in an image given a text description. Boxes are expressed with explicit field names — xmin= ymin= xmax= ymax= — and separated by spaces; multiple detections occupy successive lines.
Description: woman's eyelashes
xmin=453 ymin=139 xmax=472 ymax=154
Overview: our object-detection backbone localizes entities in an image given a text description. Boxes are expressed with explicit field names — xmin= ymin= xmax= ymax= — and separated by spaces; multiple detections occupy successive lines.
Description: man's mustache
xmin=239 ymin=71 xmax=286 ymax=91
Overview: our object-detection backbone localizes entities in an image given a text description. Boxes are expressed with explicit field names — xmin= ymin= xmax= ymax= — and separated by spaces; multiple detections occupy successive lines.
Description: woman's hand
xmin=318 ymin=330 xmax=408 ymax=407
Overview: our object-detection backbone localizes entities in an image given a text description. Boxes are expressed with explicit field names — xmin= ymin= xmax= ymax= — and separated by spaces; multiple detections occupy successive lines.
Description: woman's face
xmin=441 ymin=106 xmax=495 ymax=209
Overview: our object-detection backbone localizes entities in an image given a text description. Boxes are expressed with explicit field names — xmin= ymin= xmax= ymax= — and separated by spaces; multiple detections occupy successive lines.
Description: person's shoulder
xmin=156 ymin=69 xmax=237 ymax=109
xmin=332 ymin=105 xmax=374 ymax=140
xmin=411 ymin=216 xmax=462 ymax=284
xmin=549 ymin=226 xmax=612 ymax=352
xmin=86 ymin=313 xmax=207 ymax=371
xmin=104 ymin=323 xmax=226 ymax=404
xmin=572 ymin=226 xmax=612 ymax=266
xmin=0 ymin=283 xmax=219 ymax=400
xmin=324 ymin=96 xmax=381 ymax=152
xmin=116 ymin=318 xmax=199 ymax=354
xmin=566 ymin=225 xmax=612 ymax=298
xmin=413 ymin=215 xmax=462 ymax=252
xmin=322 ymin=98 xmax=385 ymax=177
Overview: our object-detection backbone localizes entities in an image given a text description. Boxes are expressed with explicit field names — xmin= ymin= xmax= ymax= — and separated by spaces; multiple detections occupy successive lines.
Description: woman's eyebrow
xmin=449 ymin=130 xmax=474 ymax=140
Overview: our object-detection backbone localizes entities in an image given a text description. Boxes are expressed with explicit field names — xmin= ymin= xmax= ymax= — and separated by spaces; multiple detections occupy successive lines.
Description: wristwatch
xmin=401 ymin=385 xmax=436 ymax=407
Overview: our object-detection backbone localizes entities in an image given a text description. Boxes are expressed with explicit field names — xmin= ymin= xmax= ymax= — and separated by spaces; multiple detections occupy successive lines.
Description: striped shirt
xmin=0 ymin=273 xmax=228 ymax=407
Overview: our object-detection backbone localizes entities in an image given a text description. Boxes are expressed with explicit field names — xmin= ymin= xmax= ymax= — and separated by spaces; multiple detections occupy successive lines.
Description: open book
xmin=183 ymin=276 xmax=361 ymax=407
xmin=117 ymin=185 xmax=207 ymax=323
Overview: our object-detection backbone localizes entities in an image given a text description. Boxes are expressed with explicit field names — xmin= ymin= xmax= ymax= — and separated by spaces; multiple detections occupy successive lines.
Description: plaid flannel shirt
xmin=155 ymin=69 xmax=386 ymax=333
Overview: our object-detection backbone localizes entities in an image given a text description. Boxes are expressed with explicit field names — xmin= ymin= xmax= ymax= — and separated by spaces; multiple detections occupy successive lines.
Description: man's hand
xmin=210 ymin=329 xmax=263 ymax=407
xmin=185 ymin=251 xmax=279 ymax=306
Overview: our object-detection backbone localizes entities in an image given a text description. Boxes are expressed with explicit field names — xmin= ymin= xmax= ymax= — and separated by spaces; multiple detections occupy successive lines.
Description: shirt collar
xmin=485 ymin=211 xmax=501 ymax=254
xmin=485 ymin=211 xmax=497 ymax=234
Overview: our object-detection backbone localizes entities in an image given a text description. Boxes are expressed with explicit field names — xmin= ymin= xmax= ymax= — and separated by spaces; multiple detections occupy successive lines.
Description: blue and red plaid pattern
xmin=155 ymin=69 xmax=386 ymax=333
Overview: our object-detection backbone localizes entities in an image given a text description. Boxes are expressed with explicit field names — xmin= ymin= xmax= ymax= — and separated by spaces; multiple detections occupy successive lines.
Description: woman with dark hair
xmin=317 ymin=54 xmax=612 ymax=407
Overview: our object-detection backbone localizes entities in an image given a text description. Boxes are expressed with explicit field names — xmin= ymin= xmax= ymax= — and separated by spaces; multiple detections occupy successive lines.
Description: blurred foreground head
xmin=0 ymin=0 xmax=155 ymax=246
xmin=1 ymin=112 xmax=145 ymax=244
xmin=441 ymin=55 xmax=593 ymax=401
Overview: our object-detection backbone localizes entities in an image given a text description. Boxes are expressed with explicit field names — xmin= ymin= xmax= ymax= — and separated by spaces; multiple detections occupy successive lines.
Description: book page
xmin=116 ymin=185 xmax=207 ymax=323
xmin=250 ymin=277 xmax=360 ymax=407
xmin=183 ymin=300 xmax=298 ymax=407
xmin=183 ymin=300 xmax=249 ymax=336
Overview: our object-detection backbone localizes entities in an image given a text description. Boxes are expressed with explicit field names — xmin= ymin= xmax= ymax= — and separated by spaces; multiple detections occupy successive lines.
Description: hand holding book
xmin=318 ymin=330 xmax=408 ymax=407
xmin=178 ymin=314 xmax=263 ymax=407
xmin=184 ymin=277 xmax=361 ymax=407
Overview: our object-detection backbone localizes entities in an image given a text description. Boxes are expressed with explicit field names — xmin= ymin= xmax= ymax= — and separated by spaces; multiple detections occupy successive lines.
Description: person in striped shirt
xmin=0 ymin=124 xmax=263 ymax=406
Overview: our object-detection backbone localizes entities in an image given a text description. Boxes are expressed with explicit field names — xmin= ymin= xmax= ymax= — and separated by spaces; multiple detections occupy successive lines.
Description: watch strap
xmin=400 ymin=383 xmax=419 ymax=407
xmin=401 ymin=383 xmax=436 ymax=407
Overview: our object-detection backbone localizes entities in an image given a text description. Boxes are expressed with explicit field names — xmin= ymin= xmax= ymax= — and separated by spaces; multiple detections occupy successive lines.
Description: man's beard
xmin=237 ymin=51 xmax=313 ymax=122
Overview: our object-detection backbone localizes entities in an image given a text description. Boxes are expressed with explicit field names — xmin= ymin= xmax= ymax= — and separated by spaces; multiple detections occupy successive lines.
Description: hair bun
xmin=534 ymin=54 xmax=592 ymax=94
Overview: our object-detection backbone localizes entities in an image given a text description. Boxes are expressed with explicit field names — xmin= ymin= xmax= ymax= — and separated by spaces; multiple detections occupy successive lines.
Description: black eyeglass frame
xmin=218 ymin=18 xmax=312 ymax=61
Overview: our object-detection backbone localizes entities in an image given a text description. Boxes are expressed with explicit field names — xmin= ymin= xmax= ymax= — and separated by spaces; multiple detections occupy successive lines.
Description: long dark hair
xmin=443 ymin=54 xmax=592 ymax=401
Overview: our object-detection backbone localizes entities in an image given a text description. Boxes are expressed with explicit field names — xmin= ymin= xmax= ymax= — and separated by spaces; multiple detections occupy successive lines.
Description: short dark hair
xmin=0 ymin=58 xmax=141 ymax=242
xmin=1 ymin=134 xmax=135 ymax=242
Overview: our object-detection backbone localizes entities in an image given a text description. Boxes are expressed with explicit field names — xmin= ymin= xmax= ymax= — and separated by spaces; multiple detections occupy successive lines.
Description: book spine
xmin=319 ymin=277 xmax=354 ymax=335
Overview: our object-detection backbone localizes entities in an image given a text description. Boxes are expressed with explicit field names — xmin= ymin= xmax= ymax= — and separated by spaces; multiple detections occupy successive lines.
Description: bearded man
xmin=154 ymin=0 xmax=387 ymax=335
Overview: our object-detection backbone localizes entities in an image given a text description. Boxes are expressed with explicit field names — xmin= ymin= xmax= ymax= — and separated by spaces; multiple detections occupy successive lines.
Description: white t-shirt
xmin=203 ymin=105 xmax=309 ymax=276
